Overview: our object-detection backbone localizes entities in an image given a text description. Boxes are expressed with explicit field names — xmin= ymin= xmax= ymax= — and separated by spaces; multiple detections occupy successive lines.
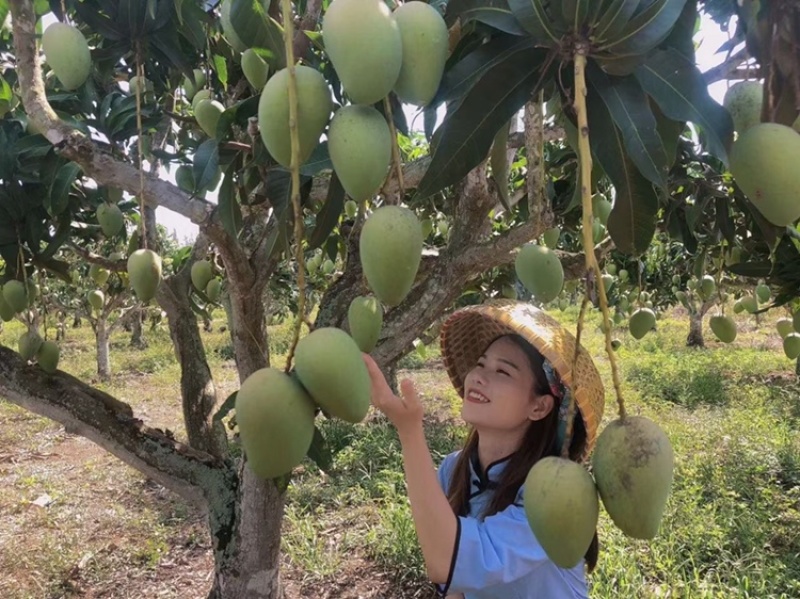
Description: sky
xmin=43 ymin=10 xmax=744 ymax=244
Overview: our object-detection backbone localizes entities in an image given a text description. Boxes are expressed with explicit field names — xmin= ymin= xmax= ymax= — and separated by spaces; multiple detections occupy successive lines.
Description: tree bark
xmin=686 ymin=310 xmax=704 ymax=347
xmin=96 ymin=318 xmax=111 ymax=380
xmin=129 ymin=307 xmax=147 ymax=349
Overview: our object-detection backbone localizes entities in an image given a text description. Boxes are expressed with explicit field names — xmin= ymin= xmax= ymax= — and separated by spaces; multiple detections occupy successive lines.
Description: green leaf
xmin=213 ymin=54 xmax=229 ymax=90
xmin=635 ymin=48 xmax=733 ymax=164
xmin=47 ymin=162 xmax=82 ymax=218
xmin=218 ymin=163 xmax=243 ymax=238
xmin=299 ymin=142 xmax=332 ymax=177
xmin=309 ymin=172 xmax=345 ymax=249
xmin=586 ymin=86 xmax=659 ymax=255
xmin=213 ymin=391 xmax=237 ymax=423
xmin=586 ymin=62 xmax=668 ymax=190
xmin=600 ymin=0 xmax=688 ymax=56
xmin=38 ymin=214 xmax=71 ymax=261
xmin=415 ymin=48 xmax=551 ymax=200
xmin=490 ymin=119 xmax=511 ymax=210
xmin=193 ymin=139 xmax=220 ymax=193
xmin=594 ymin=0 xmax=643 ymax=44
xmin=433 ymin=35 xmax=536 ymax=108
xmin=306 ymin=426 xmax=333 ymax=473
xmin=507 ymin=0 xmax=566 ymax=45
xmin=444 ymin=0 xmax=527 ymax=35
xmin=562 ymin=0 xmax=591 ymax=30
xmin=230 ymin=0 xmax=286 ymax=69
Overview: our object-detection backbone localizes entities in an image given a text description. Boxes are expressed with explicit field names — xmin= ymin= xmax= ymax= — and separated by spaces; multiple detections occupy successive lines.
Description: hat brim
xmin=440 ymin=300 xmax=604 ymax=460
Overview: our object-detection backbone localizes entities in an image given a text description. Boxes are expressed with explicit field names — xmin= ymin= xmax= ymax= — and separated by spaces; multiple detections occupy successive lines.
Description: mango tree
xmin=0 ymin=0 xmax=798 ymax=597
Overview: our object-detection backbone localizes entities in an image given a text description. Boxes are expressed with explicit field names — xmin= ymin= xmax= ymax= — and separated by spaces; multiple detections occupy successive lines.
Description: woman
xmin=363 ymin=300 xmax=605 ymax=598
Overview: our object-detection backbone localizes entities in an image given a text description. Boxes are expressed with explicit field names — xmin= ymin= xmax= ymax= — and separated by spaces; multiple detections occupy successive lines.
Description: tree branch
xmin=9 ymin=0 xmax=215 ymax=227
xmin=67 ymin=241 xmax=126 ymax=272
xmin=293 ymin=0 xmax=322 ymax=61
xmin=0 ymin=345 xmax=230 ymax=509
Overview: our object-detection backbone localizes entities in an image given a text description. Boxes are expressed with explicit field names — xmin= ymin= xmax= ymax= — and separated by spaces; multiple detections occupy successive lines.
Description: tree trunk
xmin=129 ymin=307 xmax=147 ymax=349
xmin=56 ymin=312 xmax=67 ymax=341
xmin=96 ymin=318 xmax=111 ymax=379
xmin=686 ymin=310 xmax=704 ymax=347
xmin=157 ymin=267 xmax=227 ymax=459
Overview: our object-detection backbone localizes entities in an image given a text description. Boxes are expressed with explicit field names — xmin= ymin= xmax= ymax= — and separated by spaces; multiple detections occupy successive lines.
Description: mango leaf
xmin=507 ymin=0 xmax=566 ymax=46
xmin=309 ymin=172 xmax=345 ymax=249
xmin=213 ymin=391 xmax=237 ymax=423
xmin=432 ymin=35 xmax=536 ymax=108
xmin=635 ymin=48 xmax=733 ymax=164
xmin=586 ymin=62 xmax=668 ymax=190
xmin=600 ymin=0 xmax=688 ymax=56
xmin=193 ymin=139 xmax=220 ymax=193
xmin=306 ymin=426 xmax=333 ymax=473
xmin=444 ymin=0 xmax=527 ymax=35
xmin=213 ymin=54 xmax=228 ymax=90
xmin=38 ymin=214 xmax=71 ymax=260
xmin=561 ymin=0 xmax=591 ymax=30
xmin=230 ymin=0 xmax=286 ymax=69
xmin=218 ymin=163 xmax=242 ymax=238
xmin=586 ymin=87 xmax=659 ymax=255
xmin=415 ymin=47 xmax=551 ymax=200
xmin=594 ymin=0 xmax=641 ymax=44
xmin=299 ymin=142 xmax=332 ymax=177
xmin=489 ymin=119 xmax=511 ymax=210
xmin=47 ymin=162 xmax=82 ymax=217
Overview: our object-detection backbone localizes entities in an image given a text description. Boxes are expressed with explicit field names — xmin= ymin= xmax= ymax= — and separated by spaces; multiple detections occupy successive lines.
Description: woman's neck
xmin=475 ymin=429 xmax=525 ymax=471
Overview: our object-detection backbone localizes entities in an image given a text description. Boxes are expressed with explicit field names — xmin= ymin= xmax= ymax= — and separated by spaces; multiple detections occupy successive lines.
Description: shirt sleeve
xmin=437 ymin=500 xmax=551 ymax=596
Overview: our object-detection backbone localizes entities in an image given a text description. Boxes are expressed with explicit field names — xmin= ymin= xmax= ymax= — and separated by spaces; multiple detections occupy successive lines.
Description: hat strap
xmin=542 ymin=360 xmax=574 ymax=455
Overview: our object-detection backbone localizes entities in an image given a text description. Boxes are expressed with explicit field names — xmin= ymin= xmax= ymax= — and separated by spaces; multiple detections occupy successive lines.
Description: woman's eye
xmin=497 ymin=369 xmax=509 ymax=376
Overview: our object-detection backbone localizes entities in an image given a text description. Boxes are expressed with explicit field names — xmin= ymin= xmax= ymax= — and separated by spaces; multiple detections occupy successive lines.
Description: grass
xmin=1 ymin=305 xmax=799 ymax=597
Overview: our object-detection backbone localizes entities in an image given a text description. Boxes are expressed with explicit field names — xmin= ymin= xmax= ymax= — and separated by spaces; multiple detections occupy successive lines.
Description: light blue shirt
xmin=434 ymin=449 xmax=590 ymax=599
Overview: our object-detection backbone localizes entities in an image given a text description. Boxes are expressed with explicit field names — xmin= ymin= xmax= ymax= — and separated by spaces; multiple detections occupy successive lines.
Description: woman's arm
xmin=363 ymin=355 xmax=458 ymax=583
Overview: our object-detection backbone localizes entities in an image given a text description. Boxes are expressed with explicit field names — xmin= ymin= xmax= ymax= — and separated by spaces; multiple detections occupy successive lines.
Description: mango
xmin=592 ymin=194 xmax=612 ymax=226
xmin=328 ymin=105 xmax=392 ymax=201
xmin=37 ymin=340 xmax=60 ymax=373
xmin=242 ymin=49 xmax=269 ymax=89
xmin=42 ymin=23 xmax=91 ymax=90
xmin=344 ymin=200 xmax=358 ymax=219
xmin=0 ymin=288 xmax=14 ymax=321
xmin=294 ymin=327 xmax=371 ymax=423
xmin=18 ymin=330 xmax=43 ymax=362
xmin=127 ymin=249 xmax=163 ymax=302
xmin=709 ymin=315 xmax=737 ymax=343
xmin=514 ymin=244 xmax=564 ymax=304
xmin=359 ymin=206 xmax=423 ymax=307
xmin=235 ymin=367 xmax=316 ymax=479
xmin=730 ymin=123 xmax=800 ymax=226
xmin=323 ymin=0 xmax=402 ymax=105
xmin=755 ymin=283 xmax=770 ymax=303
xmin=523 ymin=457 xmax=599 ymax=569
xmin=206 ymin=278 xmax=222 ymax=302
xmin=784 ymin=333 xmax=800 ymax=360
xmin=258 ymin=66 xmax=332 ymax=168
xmin=191 ymin=89 xmax=214 ymax=112
xmin=723 ymin=81 xmax=762 ymax=135
xmin=129 ymin=75 xmax=153 ymax=98
xmin=348 ymin=296 xmax=383 ymax=353
xmin=741 ymin=295 xmax=758 ymax=313
xmin=89 ymin=263 xmax=110 ymax=286
xmin=3 ymin=280 xmax=28 ymax=314
xmin=392 ymin=2 xmax=449 ymax=106
xmin=183 ymin=68 xmax=207 ymax=101
xmin=776 ymin=317 xmax=794 ymax=339
xmin=220 ymin=0 xmax=249 ymax=53
xmin=97 ymin=203 xmax=124 ymax=237
xmin=195 ymin=99 xmax=225 ymax=138
xmin=542 ymin=226 xmax=560 ymax=249
xmin=191 ymin=259 xmax=214 ymax=292
xmin=88 ymin=289 xmax=105 ymax=312
xmin=592 ymin=416 xmax=674 ymax=540
xmin=699 ymin=274 xmax=716 ymax=300
xmin=629 ymin=308 xmax=656 ymax=340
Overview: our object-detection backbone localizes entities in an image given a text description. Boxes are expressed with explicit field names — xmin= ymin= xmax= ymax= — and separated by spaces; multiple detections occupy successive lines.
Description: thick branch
xmin=293 ymin=0 xmax=322 ymax=61
xmin=9 ymin=0 xmax=215 ymax=226
xmin=0 ymin=345 xmax=229 ymax=509
xmin=67 ymin=241 xmax=126 ymax=272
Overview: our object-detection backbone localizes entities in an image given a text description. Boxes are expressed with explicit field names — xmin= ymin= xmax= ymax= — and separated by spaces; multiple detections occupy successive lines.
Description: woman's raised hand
xmin=362 ymin=353 xmax=424 ymax=434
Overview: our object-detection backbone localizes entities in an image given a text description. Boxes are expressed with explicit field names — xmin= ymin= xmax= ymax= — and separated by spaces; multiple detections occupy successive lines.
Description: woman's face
xmin=461 ymin=337 xmax=552 ymax=433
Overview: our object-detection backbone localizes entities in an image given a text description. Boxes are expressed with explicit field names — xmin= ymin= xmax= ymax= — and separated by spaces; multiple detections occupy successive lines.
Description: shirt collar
xmin=469 ymin=446 xmax=514 ymax=493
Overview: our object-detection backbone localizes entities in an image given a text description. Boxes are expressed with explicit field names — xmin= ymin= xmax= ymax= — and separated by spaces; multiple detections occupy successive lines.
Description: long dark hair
xmin=445 ymin=333 xmax=599 ymax=572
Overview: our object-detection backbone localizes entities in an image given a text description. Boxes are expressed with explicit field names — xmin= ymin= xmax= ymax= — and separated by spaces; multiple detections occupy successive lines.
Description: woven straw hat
xmin=440 ymin=299 xmax=605 ymax=460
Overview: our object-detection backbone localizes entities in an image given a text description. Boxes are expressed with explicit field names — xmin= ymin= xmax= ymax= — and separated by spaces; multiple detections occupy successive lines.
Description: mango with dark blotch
xmin=592 ymin=416 xmax=674 ymax=540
